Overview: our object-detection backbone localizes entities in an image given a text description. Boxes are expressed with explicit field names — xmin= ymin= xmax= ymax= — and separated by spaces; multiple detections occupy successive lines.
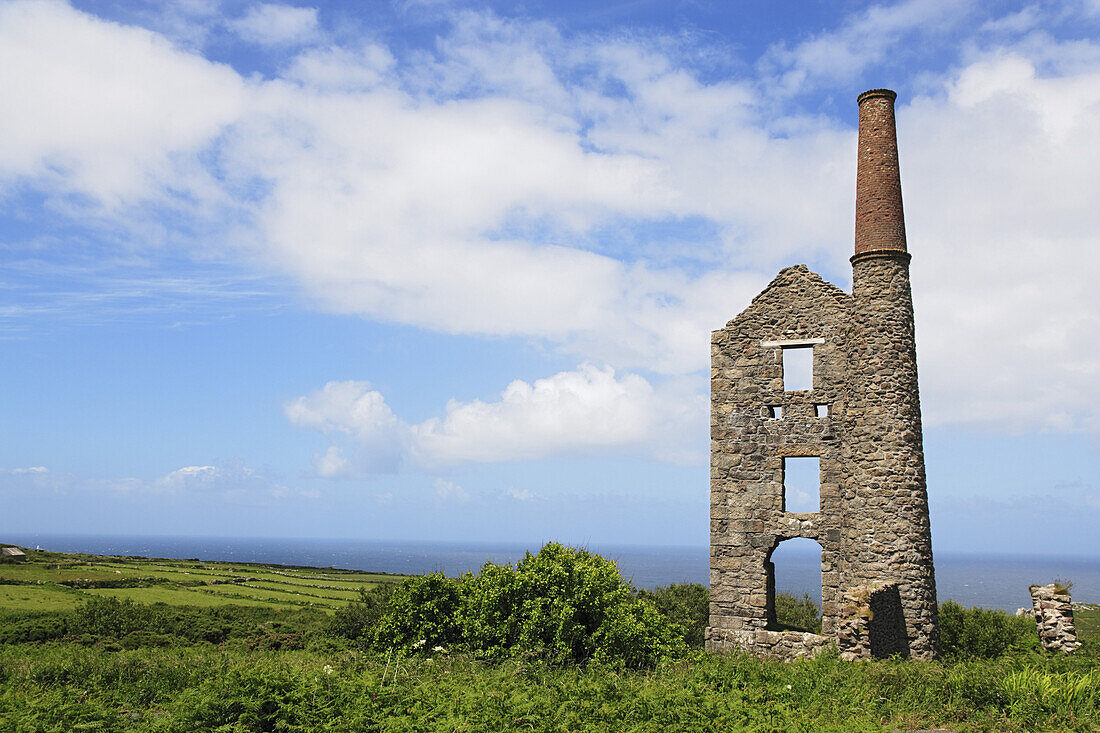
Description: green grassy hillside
xmin=0 ymin=546 xmax=404 ymax=612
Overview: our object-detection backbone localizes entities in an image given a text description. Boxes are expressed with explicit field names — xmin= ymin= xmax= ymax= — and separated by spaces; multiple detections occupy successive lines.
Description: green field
xmin=1 ymin=545 xmax=1097 ymax=732
xmin=0 ymin=547 xmax=403 ymax=613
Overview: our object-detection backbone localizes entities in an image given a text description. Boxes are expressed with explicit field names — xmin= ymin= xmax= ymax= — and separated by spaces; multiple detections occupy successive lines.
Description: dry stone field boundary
xmin=0 ymin=547 xmax=404 ymax=612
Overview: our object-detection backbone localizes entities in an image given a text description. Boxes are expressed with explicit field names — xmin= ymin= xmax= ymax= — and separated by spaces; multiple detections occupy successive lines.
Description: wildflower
xmin=432 ymin=645 xmax=446 ymax=653
xmin=323 ymin=665 xmax=334 ymax=675
xmin=785 ymin=684 xmax=792 ymax=690
xmin=411 ymin=639 xmax=426 ymax=649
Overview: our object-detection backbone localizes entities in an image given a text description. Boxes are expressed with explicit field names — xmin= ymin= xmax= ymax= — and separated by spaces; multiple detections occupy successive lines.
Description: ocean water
xmin=3 ymin=532 xmax=1097 ymax=612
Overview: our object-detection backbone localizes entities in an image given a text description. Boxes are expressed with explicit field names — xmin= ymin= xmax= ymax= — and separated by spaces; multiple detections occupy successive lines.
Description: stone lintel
xmin=761 ymin=338 xmax=825 ymax=348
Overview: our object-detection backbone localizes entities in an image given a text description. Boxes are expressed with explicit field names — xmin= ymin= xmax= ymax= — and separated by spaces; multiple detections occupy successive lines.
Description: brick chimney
xmin=853 ymin=89 xmax=907 ymax=259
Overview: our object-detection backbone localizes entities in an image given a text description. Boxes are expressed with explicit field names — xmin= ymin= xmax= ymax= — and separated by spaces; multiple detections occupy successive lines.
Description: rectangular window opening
xmin=766 ymin=405 xmax=783 ymax=419
xmin=782 ymin=347 xmax=814 ymax=392
xmin=783 ymin=456 xmax=820 ymax=513
xmin=815 ymin=404 xmax=829 ymax=418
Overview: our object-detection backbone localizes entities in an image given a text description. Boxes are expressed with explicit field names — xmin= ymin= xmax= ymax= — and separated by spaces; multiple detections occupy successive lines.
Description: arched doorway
xmin=766 ymin=537 xmax=822 ymax=633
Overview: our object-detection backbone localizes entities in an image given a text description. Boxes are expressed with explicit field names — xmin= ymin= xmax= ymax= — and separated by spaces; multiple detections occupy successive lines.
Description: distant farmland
xmin=0 ymin=546 xmax=404 ymax=612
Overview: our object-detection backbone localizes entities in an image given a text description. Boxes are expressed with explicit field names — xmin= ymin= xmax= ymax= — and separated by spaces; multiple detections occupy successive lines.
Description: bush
xmin=373 ymin=543 xmax=687 ymax=667
xmin=72 ymin=596 xmax=157 ymax=637
xmin=374 ymin=572 xmax=465 ymax=651
xmin=464 ymin=543 xmax=685 ymax=666
xmin=328 ymin=582 xmax=398 ymax=642
xmin=0 ymin=611 xmax=69 ymax=644
xmin=634 ymin=583 xmax=709 ymax=647
xmin=775 ymin=591 xmax=822 ymax=634
xmin=939 ymin=600 xmax=1038 ymax=658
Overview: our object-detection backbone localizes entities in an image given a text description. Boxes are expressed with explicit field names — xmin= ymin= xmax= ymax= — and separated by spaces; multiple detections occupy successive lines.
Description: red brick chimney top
xmin=853 ymin=88 xmax=907 ymax=260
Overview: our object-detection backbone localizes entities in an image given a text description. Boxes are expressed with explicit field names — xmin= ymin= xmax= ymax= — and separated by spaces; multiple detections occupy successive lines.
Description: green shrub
xmin=938 ymin=600 xmax=1038 ymax=658
xmin=775 ymin=591 xmax=822 ymax=633
xmin=0 ymin=611 xmax=69 ymax=644
xmin=462 ymin=543 xmax=685 ymax=666
xmin=72 ymin=596 xmax=157 ymax=637
xmin=634 ymin=583 xmax=709 ymax=647
xmin=373 ymin=543 xmax=687 ymax=667
xmin=374 ymin=572 xmax=465 ymax=651
xmin=328 ymin=582 xmax=398 ymax=642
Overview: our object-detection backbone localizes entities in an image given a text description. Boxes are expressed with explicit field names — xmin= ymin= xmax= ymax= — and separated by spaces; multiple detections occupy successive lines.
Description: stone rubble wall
xmin=1029 ymin=584 xmax=1080 ymax=654
xmin=836 ymin=582 xmax=909 ymax=660
xmin=705 ymin=627 xmax=829 ymax=660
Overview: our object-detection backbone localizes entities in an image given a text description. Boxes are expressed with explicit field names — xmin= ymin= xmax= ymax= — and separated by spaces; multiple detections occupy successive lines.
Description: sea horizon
xmin=3 ymin=531 xmax=1097 ymax=613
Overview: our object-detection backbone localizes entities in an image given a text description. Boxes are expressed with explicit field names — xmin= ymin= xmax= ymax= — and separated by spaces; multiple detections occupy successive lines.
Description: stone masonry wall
xmin=837 ymin=582 xmax=909 ymax=660
xmin=842 ymin=253 xmax=938 ymax=659
xmin=1030 ymin=584 xmax=1080 ymax=654
xmin=707 ymin=628 xmax=829 ymax=661
xmin=707 ymin=265 xmax=848 ymax=649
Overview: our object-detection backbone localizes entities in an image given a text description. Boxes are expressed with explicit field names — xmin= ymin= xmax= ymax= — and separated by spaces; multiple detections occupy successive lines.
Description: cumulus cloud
xmin=283 ymin=380 xmax=408 ymax=473
xmin=0 ymin=0 xmax=245 ymax=206
xmin=229 ymin=4 xmax=320 ymax=46
xmin=3 ymin=0 xmax=1100 ymax=440
xmin=286 ymin=365 xmax=706 ymax=475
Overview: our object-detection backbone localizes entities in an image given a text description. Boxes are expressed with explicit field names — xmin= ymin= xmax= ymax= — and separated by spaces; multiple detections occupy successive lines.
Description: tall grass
xmin=2 ymin=643 xmax=1098 ymax=731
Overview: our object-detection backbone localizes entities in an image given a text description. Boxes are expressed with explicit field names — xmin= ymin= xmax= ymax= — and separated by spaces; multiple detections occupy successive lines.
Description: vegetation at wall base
xmin=1 ymin=544 xmax=1097 ymax=731
xmin=2 ymin=640 xmax=1098 ymax=731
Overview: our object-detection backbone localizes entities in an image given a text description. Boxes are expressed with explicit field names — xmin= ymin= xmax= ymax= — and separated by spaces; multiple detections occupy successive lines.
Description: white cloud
xmin=3 ymin=2 xmax=1100 ymax=438
xmin=413 ymin=364 xmax=701 ymax=464
xmin=7 ymin=466 xmax=49 ymax=475
xmin=507 ymin=488 xmax=535 ymax=501
xmin=901 ymin=51 xmax=1100 ymax=431
xmin=148 ymin=462 xmax=290 ymax=499
xmin=156 ymin=464 xmax=217 ymax=490
xmin=284 ymin=380 xmax=409 ymax=472
xmin=434 ymin=478 xmax=470 ymax=502
xmin=0 ymin=0 xmax=245 ymax=206
xmin=287 ymin=365 xmax=706 ymax=475
xmin=0 ymin=461 xmax=292 ymax=500
xmin=229 ymin=4 xmax=320 ymax=46
xmin=761 ymin=0 xmax=974 ymax=94
xmin=285 ymin=44 xmax=395 ymax=90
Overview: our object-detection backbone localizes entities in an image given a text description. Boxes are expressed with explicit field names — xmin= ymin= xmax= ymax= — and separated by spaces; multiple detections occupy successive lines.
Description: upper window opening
xmin=782 ymin=347 xmax=814 ymax=392
xmin=783 ymin=456 xmax=820 ymax=513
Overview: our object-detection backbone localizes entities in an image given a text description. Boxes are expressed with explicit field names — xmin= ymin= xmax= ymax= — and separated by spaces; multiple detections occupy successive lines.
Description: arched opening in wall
xmin=765 ymin=537 xmax=822 ymax=633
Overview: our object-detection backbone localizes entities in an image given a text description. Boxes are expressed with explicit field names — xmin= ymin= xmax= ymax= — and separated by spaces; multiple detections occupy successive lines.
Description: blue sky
xmin=1 ymin=0 xmax=1099 ymax=556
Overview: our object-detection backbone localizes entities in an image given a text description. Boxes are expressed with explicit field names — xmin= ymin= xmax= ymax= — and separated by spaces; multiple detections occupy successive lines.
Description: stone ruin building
xmin=706 ymin=89 xmax=939 ymax=660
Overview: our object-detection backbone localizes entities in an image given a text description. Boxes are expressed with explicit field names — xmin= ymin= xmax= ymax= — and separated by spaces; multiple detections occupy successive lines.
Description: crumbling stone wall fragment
xmin=1029 ymin=584 xmax=1080 ymax=654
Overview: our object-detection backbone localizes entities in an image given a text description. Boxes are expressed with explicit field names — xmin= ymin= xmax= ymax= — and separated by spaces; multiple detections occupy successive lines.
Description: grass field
xmin=1 ymin=544 xmax=1098 ymax=731
xmin=0 ymin=546 xmax=404 ymax=613
xmin=1076 ymin=603 xmax=1099 ymax=640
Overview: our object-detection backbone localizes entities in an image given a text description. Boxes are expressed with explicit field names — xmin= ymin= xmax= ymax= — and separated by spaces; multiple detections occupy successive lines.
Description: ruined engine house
xmin=706 ymin=89 xmax=939 ymax=660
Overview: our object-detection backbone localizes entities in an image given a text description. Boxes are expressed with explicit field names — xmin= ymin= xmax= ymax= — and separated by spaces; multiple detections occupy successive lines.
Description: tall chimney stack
xmin=853 ymin=89 xmax=907 ymax=257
